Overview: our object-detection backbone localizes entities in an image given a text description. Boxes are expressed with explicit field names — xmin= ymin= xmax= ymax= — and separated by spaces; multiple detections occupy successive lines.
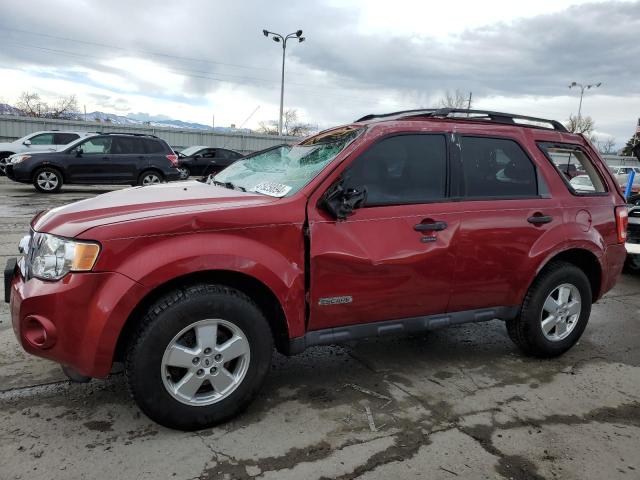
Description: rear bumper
xmin=9 ymin=265 xmax=149 ymax=378
xmin=626 ymin=243 xmax=640 ymax=255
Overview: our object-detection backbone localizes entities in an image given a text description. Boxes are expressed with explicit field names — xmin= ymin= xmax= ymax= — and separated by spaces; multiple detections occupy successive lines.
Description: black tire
xmin=625 ymin=254 xmax=640 ymax=273
xmin=138 ymin=169 xmax=163 ymax=186
xmin=33 ymin=167 xmax=63 ymax=193
xmin=125 ymin=284 xmax=274 ymax=430
xmin=507 ymin=261 xmax=592 ymax=358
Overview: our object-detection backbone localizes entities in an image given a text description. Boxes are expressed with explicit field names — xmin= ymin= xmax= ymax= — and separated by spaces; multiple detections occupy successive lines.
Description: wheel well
xmin=114 ymin=270 xmax=290 ymax=362
xmin=139 ymin=168 xmax=164 ymax=179
xmin=32 ymin=164 xmax=65 ymax=182
xmin=0 ymin=151 xmax=15 ymax=159
xmin=540 ymin=249 xmax=602 ymax=301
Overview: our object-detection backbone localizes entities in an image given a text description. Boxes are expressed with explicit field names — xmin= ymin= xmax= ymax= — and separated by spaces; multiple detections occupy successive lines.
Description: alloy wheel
xmin=142 ymin=173 xmax=161 ymax=185
xmin=36 ymin=171 xmax=59 ymax=191
xmin=161 ymin=319 xmax=251 ymax=406
xmin=540 ymin=283 xmax=581 ymax=341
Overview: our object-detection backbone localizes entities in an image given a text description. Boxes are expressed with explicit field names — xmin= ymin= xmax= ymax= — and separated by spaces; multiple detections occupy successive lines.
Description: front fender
xmin=93 ymin=229 xmax=306 ymax=337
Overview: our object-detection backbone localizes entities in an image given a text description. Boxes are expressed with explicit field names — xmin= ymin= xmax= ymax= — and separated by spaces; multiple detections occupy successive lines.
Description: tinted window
xmin=202 ymin=149 xmax=216 ymax=158
xmin=218 ymin=149 xmax=240 ymax=159
xmin=344 ymin=134 xmax=447 ymax=206
xmin=113 ymin=137 xmax=145 ymax=154
xmin=29 ymin=133 xmax=55 ymax=145
xmin=143 ymin=139 xmax=166 ymax=154
xmin=81 ymin=137 xmax=112 ymax=154
xmin=539 ymin=143 xmax=606 ymax=194
xmin=459 ymin=137 xmax=537 ymax=198
xmin=54 ymin=133 xmax=79 ymax=144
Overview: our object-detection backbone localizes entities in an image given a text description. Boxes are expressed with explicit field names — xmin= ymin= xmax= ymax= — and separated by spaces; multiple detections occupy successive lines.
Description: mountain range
xmin=0 ymin=103 xmax=248 ymax=133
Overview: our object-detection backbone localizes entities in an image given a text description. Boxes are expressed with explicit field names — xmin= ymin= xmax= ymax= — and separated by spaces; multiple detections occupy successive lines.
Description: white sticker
xmin=253 ymin=182 xmax=292 ymax=197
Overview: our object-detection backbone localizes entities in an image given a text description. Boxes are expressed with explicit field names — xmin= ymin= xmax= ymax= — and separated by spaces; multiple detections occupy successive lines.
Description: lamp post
xmin=568 ymin=81 xmax=602 ymax=119
xmin=263 ymin=28 xmax=305 ymax=135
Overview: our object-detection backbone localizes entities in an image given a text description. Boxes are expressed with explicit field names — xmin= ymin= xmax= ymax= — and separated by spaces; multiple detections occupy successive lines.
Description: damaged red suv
xmin=5 ymin=109 xmax=627 ymax=430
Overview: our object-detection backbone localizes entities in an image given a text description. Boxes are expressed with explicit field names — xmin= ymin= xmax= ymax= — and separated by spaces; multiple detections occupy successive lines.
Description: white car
xmin=0 ymin=131 xmax=94 ymax=175
xmin=569 ymin=174 xmax=596 ymax=192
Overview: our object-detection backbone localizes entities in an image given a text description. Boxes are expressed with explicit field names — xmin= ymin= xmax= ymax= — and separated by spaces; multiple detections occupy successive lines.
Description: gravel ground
xmin=1 ymin=175 xmax=639 ymax=480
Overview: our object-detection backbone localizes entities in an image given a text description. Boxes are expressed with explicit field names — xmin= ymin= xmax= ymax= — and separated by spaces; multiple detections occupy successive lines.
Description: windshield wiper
xmin=213 ymin=180 xmax=246 ymax=192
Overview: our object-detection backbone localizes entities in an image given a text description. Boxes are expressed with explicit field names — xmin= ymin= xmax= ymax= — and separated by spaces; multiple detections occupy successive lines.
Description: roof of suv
xmin=354 ymin=108 xmax=568 ymax=133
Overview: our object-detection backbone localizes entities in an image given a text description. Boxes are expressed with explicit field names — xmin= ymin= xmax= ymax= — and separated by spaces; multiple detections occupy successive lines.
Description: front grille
xmin=628 ymin=223 xmax=640 ymax=243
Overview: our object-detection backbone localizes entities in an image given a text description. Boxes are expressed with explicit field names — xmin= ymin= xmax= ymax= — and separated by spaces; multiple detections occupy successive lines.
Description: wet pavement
xmin=1 ymin=176 xmax=639 ymax=480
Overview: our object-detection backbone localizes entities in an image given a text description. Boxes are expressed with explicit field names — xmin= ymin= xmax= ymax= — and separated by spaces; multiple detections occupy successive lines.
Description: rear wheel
xmin=125 ymin=284 xmax=273 ymax=430
xmin=177 ymin=166 xmax=190 ymax=180
xmin=138 ymin=170 xmax=163 ymax=186
xmin=507 ymin=261 xmax=591 ymax=357
xmin=33 ymin=167 xmax=63 ymax=193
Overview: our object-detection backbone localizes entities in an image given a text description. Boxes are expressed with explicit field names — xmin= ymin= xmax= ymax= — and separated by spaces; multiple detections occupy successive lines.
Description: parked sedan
xmin=176 ymin=146 xmax=243 ymax=179
xmin=569 ymin=175 xmax=596 ymax=192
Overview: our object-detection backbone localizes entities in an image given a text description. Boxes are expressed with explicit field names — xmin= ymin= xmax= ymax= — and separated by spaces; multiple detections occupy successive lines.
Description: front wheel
xmin=33 ymin=167 xmax=63 ymax=193
xmin=177 ymin=166 xmax=190 ymax=180
xmin=507 ymin=261 xmax=591 ymax=358
xmin=125 ymin=284 xmax=273 ymax=430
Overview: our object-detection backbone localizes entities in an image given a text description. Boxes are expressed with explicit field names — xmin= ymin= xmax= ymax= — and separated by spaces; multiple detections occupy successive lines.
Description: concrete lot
xmin=0 ymin=175 xmax=639 ymax=480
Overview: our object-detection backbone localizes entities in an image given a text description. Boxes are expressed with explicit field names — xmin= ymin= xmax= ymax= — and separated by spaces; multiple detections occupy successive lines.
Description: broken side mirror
xmin=320 ymin=180 xmax=367 ymax=220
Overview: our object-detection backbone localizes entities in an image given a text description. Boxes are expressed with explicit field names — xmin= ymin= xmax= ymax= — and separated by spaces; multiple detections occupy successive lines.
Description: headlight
xmin=11 ymin=154 xmax=31 ymax=164
xmin=29 ymin=233 xmax=100 ymax=280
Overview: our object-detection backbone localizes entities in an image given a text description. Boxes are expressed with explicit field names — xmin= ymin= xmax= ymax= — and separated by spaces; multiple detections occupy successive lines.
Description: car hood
xmin=33 ymin=181 xmax=278 ymax=238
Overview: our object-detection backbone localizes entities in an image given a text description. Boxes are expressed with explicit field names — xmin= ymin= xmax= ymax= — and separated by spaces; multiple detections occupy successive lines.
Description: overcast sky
xmin=0 ymin=0 xmax=638 ymax=144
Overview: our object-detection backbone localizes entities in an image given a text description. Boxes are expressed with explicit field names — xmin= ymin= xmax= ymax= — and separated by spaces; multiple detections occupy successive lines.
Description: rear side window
xmin=143 ymin=139 xmax=167 ymax=154
xmin=54 ymin=133 xmax=79 ymax=144
xmin=344 ymin=134 xmax=447 ymax=206
xmin=113 ymin=137 xmax=145 ymax=154
xmin=538 ymin=143 xmax=606 ymax=194
xmin=459 ymin=137 xmax=537 ymax=198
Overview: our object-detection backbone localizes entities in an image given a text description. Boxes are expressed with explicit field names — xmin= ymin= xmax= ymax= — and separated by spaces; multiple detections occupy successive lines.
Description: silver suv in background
xmin=0 ymin=131 xmax=94 ymax=175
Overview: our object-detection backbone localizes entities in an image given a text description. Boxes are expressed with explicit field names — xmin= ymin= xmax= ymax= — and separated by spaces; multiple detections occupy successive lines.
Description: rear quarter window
xmin=143 ymin=139 xmax=168 ymax=154
xmin=537 ymin=143 xmax=607 ymax=195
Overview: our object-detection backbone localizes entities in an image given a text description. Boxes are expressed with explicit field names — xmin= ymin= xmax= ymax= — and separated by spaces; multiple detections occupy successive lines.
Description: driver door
xmin=307 ymin=133 xmax=458 ymax=330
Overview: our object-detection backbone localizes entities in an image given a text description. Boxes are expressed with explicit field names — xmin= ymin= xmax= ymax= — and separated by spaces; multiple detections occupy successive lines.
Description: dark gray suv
xmin=5 ymin=133 xmax=181 ymax=193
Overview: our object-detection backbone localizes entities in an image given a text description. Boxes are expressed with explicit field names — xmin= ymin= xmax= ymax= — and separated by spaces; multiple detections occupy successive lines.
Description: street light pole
xmin=263 ymin=29 xmax=305 ymax=136
xmin=568 ymin=81 xmax=602 ymax=120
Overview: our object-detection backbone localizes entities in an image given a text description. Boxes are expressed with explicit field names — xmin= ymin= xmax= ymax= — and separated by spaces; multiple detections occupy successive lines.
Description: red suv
xmin=5 ymin=109 xmax=628 ymax=430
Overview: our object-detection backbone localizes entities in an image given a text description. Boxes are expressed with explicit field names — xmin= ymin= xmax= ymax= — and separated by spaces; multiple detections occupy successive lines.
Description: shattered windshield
xmin=212 ymin=127 xmax=363 ymax=197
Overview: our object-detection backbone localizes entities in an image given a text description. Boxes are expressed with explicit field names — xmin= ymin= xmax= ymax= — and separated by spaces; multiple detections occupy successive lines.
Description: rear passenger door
xmin=445 ymin=134 xmax=564 ymax=313
xmin=111 ymin=137 xmax=147 ymax=183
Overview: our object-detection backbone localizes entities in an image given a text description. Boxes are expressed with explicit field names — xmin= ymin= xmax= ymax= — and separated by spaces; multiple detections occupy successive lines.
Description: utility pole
xmin=212 ymin=114 xmax=215 ymax=130
xmin=467 ymin=92 xmax=472 ymax=116
xmin=263 ymin=29 xmax=305 ymax=135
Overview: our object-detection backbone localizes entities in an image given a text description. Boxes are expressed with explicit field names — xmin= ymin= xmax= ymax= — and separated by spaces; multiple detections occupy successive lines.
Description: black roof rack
xmin=94 ymin=132 xmax=159 ymax=138
xmin=355 ymin=108 xmax=568 ymax=132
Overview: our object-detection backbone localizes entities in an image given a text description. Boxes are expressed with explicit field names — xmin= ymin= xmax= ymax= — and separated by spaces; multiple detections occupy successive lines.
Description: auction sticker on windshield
xmin=253 ymin=182 xmax=292 ymax=197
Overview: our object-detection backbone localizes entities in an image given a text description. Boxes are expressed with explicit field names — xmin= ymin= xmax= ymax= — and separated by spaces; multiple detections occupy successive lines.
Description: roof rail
xmin=355 ymin=108 xmax=568 ymax=132
xmin=94 ymin=132 xmax=159 ymax=138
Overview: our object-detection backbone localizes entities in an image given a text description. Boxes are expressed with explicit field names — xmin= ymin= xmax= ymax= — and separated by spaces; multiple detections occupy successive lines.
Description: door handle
xmin=414 ymin=221 xmax=448 ymax=232
xmin=527 ymin=214 xmax=553 ymax=225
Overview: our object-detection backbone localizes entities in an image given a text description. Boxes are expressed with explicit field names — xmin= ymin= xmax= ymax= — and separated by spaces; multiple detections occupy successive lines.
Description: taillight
xmin=166 ymin=154 xmax=178 ymax=166
xmin=615 ymin=206 xmax=628 ymax=243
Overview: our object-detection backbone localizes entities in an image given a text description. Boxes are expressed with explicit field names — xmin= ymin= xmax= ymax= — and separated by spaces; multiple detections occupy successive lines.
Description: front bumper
xmin=4 ymin=164 xmax=30 ymax=183
xmin=6 ymin=259 xmax=149 ymax=378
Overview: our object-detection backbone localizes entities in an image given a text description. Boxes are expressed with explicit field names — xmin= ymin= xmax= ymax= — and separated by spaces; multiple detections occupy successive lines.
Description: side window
xmin=54 ymin=133 xmax=79 ymax=144
xmin=344 ymin=134 xmax=447 ymax=206
xmin=29 ymin=133 xmax=55 ymax=145
xmin=113 ymin=137 xmax=145 ymax=154
xmin=143 ymin=139 xmax=166 ymax=154
xmin=81 ymin=137 xmax=112 ymax=154
xmin=203 ymin=149 xmax=217 ymax=158
xmin=459 ymin=137 xmax=537 ymax=198
xmin=538 ymin=143 xmax=606 ymax=194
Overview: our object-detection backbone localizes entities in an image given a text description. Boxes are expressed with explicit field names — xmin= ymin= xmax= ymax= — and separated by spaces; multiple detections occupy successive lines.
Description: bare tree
xmin=596 ymin=137 xmax=617 ymax=155
xmin=565 ymin=115 xmax=595 ymax=135
xmin=14 ymin=92 xmax=79 ymax=119
xmin=439 ymin=89 xmax=472 ymax=109
xmin=16 ymin=92 xmax=47 ymax=117
xmin=257 ymin=109 xmax=315 ymax=136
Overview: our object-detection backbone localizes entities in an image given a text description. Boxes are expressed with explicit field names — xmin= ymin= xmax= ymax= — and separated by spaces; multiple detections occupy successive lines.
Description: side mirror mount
xmin=75 ymin=147 xmax=83 ymax=157
xmin=23 ymin=139 xmax=31 ymax=146
xmin=319 ymin=180 xmax=367 ymax=220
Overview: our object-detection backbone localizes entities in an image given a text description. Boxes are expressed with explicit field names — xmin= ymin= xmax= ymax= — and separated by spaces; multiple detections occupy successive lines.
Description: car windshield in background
xmin=213 ymin=126 xmax=363 ymax=197
xmin=180 ymin=146 xmax=204 ymax=156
